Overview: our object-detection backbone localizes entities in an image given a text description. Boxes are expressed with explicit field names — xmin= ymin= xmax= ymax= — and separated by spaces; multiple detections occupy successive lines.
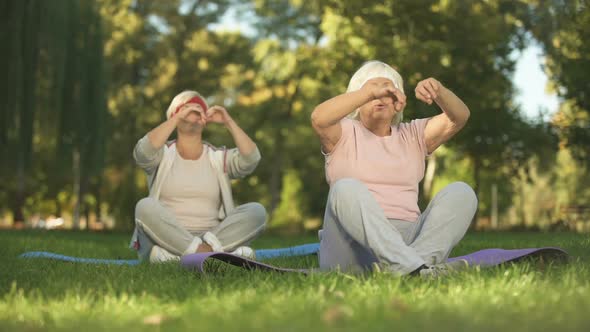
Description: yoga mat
xmin=19 ymin=251 xmax=141 ymax=266
xmin=447 ymin=247 xmax=569 ymax=267
xmin=255 ymin=243 xmax=320 ymax=259
xmin=181 ymin=247 xmax=569 ymax=274
xmin=19 ymin=244 xmax=568 ymax=274
xmin=181 ymin=252 xmax=310 ymax=274
xmin=17 ymin=243 xmax=321 ymax=265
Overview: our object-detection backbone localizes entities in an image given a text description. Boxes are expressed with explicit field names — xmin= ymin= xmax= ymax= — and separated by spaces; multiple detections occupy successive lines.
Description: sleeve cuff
xmin=138 ymin=135 xmax=161 ymax=156
xmin=240 ymin=146 xmax=261 ymax=164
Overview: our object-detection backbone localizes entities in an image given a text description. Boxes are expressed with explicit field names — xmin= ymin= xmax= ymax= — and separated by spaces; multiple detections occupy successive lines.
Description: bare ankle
xmin=196 ymin=243 xmax=213 ymax=253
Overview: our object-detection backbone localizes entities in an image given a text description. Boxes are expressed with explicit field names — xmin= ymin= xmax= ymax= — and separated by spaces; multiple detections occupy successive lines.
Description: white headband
xmin=346 ymin=60 xmax=404 ymax=93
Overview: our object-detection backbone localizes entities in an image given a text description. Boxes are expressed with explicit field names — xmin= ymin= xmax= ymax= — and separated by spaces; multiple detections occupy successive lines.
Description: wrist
xmin=435 ymin=86 xmax=450 ymax=101
xmin=169 ymin=115 xmax=181 ymax=126
xmin=359 ymin=87 xmax=375 ymax=102
xmin=224 ymin=117 xmax=236 ymax=129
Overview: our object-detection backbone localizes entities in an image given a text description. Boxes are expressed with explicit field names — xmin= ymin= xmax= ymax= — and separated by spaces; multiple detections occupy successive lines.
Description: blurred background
xmin=1 ymin=0 xmax=589 ymax=234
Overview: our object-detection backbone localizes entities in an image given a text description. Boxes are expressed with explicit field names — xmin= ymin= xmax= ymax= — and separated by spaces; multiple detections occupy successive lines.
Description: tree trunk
xmin=472 ymin=156 xmax=481 ymax=229
xmin=12 ymin=165 xmax=26 ymax=224
xmin=72 ymin=148 xmax=81 ymax=229
xmin=491 ymin=183 xmax=498 ymax=229
xmin=56 ymin=194 xmax=62 ymax=218
xmin=520 ymin=180 xmax=527 ymax=227
xmin=94 ymin=176 xmax=102 ymax=224
xmin=80 ymin=172 xmax=89 ymax=230
xmin=269 ymin=147 xmax=283 ymax=216
xmin=13 ymin=0 xmax=40 ymax=226
xmin=423 ymin=153 xmax=437 ymax=201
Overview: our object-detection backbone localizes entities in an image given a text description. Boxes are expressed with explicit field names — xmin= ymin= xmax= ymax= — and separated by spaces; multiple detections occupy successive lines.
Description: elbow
xmin=461 ymin=108 xmax=471 ymax=127
xmin=132 ymin=145 xmax=140 ymax=165
xmin=251 ymin=146 xmax=262 ymax=164
xmin=239 ymin=146 xmax=261 ymax=170
xmin=454 ymin=107 xmax=470 ymax=129
xmin=311 ymin=107 xmax=325 ymax=129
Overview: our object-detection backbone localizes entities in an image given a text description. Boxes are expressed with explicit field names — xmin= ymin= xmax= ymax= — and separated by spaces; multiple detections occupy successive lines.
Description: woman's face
xmin=358 ymin=77 xmax=404 ymax=124
xmin=177 ymin=104 xmax=207 ymax=134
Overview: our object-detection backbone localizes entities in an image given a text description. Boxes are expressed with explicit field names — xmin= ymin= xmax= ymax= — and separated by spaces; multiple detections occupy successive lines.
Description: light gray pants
xmin=134 ymin=197 xmax=267 ymax=261
xmin=319 ymin=178 xmax=478 ymax=275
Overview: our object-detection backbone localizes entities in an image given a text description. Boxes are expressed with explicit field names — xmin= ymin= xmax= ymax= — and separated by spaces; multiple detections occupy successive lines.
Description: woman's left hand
xmin=415 ymin=78 xmax=444 ymax=105
xmin=206 ymin=105 xmax=233 ymax=124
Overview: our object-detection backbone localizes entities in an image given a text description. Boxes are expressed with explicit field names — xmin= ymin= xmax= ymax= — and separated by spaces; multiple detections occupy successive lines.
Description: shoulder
xmin=203 ymin=141 xmax=227 ymax=156
xmin=341 ymin=117 xmax=360 ymax=134
xmin=396 ymin=117 xmax=432 ymax=157
xmin=341 ymin=117 xmax=357 ymax=127
xmin=323 ymin=118 xmax=359 ymax=157
xmin=398 ymin=117 xmax=431 ymax=134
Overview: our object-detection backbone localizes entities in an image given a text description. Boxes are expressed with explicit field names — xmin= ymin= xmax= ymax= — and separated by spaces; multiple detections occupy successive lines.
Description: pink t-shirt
xmin=325 ymin=117 xmax=431 ymax=221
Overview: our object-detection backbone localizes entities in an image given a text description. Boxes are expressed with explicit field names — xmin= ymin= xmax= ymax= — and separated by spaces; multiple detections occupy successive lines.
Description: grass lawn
xmin=1 ymin=230 xmax=589 ymax=331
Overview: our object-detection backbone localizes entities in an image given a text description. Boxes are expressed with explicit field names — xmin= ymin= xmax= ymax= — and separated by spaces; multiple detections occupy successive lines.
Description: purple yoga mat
xmin=181 ymin=247 xmax=568 ymax=274
xmin=447 ymin=247 xmax=569 ymax=266
xmin=181 ymin=252 xmax=310 ymax=274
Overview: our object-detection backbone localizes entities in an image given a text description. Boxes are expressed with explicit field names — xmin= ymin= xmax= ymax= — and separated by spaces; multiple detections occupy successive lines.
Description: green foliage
xmin=0 ymin=0 xmax=107 ymax=226
xmin=1 ymin=0 xmax=586 ymax=231
xmin=503 ymin=147 xmax=590 ymax=231
xmin=525 ymin=0 xmax=590 ymax=159
xmin=271 ymin=169 xmax=308 ymax=229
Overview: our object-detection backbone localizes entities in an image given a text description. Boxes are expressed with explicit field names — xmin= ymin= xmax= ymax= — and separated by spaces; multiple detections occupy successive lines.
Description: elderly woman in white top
xmin=130 ymin=90 xmax=267 ymax=263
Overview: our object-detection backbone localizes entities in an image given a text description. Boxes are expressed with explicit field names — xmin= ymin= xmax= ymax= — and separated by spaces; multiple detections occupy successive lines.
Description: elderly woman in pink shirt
xmin=311 ymin=61 xmax=477 ymax=277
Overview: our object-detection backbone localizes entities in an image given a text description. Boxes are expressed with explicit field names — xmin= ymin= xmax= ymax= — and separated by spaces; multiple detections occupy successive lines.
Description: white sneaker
xmin=230 ymin=246 xmax=256 ymax=260
xmin=419 ymin=259 xmax=469 ymax=278
xmin=149 ymin=245 xmax=180 ymax=263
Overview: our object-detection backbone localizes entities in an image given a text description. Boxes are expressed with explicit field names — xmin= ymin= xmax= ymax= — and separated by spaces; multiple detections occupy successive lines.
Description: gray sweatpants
xmin=319 ymin=178 xmax=478 ymax=275
xmin=134 ymin=197 xmax=267 ymax=261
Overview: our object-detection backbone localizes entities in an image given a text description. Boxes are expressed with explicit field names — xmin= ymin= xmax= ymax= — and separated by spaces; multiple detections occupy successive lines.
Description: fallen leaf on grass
xmin=322 ymin=305 xmax=353 ymax=324
xmin=143 ymin=314 xmax=167 ymax=325
xmin=390 ymin=297 xmax=408 ymax=312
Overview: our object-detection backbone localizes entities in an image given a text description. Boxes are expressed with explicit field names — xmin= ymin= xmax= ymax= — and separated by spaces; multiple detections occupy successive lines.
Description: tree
xmin=305 ymin=0 xmax=536 ymax=225
xmin=99 ymin=0 xmax=251 ymax=228
xmin=524 ymin=0 xmax=590 ymax=159
xmin=0 ymin=0 xmax=107 ymax=227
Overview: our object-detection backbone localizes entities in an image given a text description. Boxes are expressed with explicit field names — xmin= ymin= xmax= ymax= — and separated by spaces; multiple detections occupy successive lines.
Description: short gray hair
xmin=346 ymin=60 xmax=404 ymax=125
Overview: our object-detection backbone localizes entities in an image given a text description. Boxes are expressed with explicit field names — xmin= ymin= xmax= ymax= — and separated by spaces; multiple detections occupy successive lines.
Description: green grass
xmin=1 ymin=230 xmax=589 ymax=331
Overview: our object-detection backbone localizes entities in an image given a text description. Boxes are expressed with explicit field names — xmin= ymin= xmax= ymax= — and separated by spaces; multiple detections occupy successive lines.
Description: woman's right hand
xmin=173 ymin=104 xmax=207 ymax=126
xmin=366 ymin=85 xmax=407 ymax=112
xmin=145 ymin=104 xmax=206 ymax=150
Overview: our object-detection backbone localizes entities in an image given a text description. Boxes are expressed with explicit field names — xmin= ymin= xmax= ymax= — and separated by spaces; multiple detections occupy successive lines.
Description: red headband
xmin=172 ymin=96 xmax=208 ymax=117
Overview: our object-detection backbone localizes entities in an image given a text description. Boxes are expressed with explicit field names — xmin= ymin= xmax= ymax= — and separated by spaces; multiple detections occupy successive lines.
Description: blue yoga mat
xmin=19 ymin=252 xmax=141 ymax=265
xmin=18 ymin=243 xmax=322 ymax=265
xmin=256 ymin=243 xmax=320 ymax=259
